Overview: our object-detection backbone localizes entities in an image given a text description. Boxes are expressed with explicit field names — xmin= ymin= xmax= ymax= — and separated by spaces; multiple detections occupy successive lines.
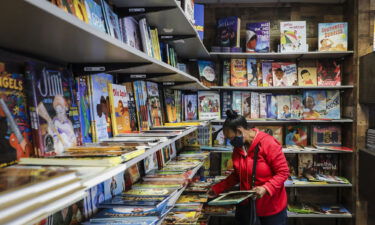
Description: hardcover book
xmin=285 ymin=125 xmax=308 ymax=147
xmin=246 ymin=22 xmax=270 ymax=53
xmin=256 ymin=126 xmax=283 ymax=145
xmin=280 ymin=21 xmax=307 ymax=52
xmin=133 ymin=81 xmax=150 ymax=131
xmin=217 ymin=17 xmax=241 ymax=48
xmin=84 ymin=0 xmax=106 ymax=33
xmin=325 ymin=90 xmax=341 ymax=119
xmin=272 ymin=62 xmax=297 ymax=86
xmin=103 ymin=171 xmax=125 ymax=200
xmin=194 ymin=3 xmax=204 ymax=40
xmin=221 ymin=153 xmax=233 ymax=172
xmin=276 ymin=95 xmax=291 ymax=119
xmin=198 ymin=91 xmax=221 ymax=120
xmin=262 ymin=62 xmax=273 ymax=87
xmin=312 ymin=154 xmax=338 ymax=176
xmin=241 ymin=92 xmax=251 ymax=120
xmin=77 ymin=77 xmax=92 ymax=143
xmin=92 ymin=207 xmax=163 ymax=219
xmin=108 ymin=83 xmax=131 ymax=135
xmin=250 ymin=92 xmax=260 ymax=119
xmin=123 ymin=82 xmax=139 ymax=132
xmin=302 ymin=90 xmax=327 ymax=119
xmin=123 ymin=188 xmax=177 ymax=197
xmin=318 ymin=23 xmax=348 ymax=52
xmin=123 ymin=17 xmax=143 ymax=51
xmin=222 ymin=60 xmax=231 ymax=87
xmin=247 ymin=59 xmax=258 ymax=86
xmin=208 ymin=191 xmax=255 ymax=206
xmin=266 ymin=94 xmax=277 ymax=119
xmin=184 ymin=94 xmax=198 ymax=121
xmin=198 ymin=61 xmax=217 ymax=87
xmin=232 ymin=91 xmax=242 ymax=115
xmin=231 ymin=59 xmax=247 ymax=87
xmin=73 ymin=0 xmax=89 ymax=23
xmin=312 ymin=125 xmax=342 ymax=147
xmin=146 ymin=82 xmax=163 ymax=127
xmin=101 ymin=0 xmax=122 ymax=40
xmin=317 ymin=59 xmax=341 ymax=86
xmin=297 ymin=154 xmax=314 ymax=178
xmin=99 ymin=195 xmax=169 ymax=208
xmin=290 ymin=95 xmax=304 ymax=119
xmin=298 ymin=67 xmax=317 ymax=86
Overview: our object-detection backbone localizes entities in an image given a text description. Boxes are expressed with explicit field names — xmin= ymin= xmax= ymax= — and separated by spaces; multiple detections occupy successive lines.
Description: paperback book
xmin=256 ymin=126 xmax=283 ymax=145
xmin=146 ymin=82 xmax=163 ymax=127
xmin=184 ymin=93 xmax=198 ymax=121
xmin=222 ymin=60 xmax=231 ymax=86
xmin=208 ymin=191 xmax=255 ymax=206
xmin=101 ymin=0 xmax=122 ymax=40
xmin=77 ymin=76 xmax=93 ymax=143
xmin=302 ymin=90 xmax=327 ymax=119
xmin=272 ymin=62 xmax=297 ymax=86
xmin=291 ymin=95 xmax=304 ymax=119
xmin=85 ymin=0 xmax=107 ymax=33
xmin=198 ymin=61 xmax=217 ymax=87
xmin=247 ymin=59 xmax=258 ymax=86
xmin=318 ymin=23 xmax=348 ymax=52
xmin=246 ymin=22 xmax=270 ymax=53
xmin=312 ymin=154 xmax=338 ymax=176
xmin=251 ymin=92 xmax=260 ymax=119
xmin=312 ymin=125 xmax=342 ymax=147
xmin=133 ymin=81 xmax=150 ymax=131
xmin=280 ymin=21 xmax=307 ymax=52
xmin=241 ymin=92 xmax=251 ymax=120
xmin=108 ymin=83 xmax=131 ymax=135
xmin=266 ymin=94 xmax=277 ymax=119
xmin=164 ymin=89 xmax=177 ymax=123
xmin=259 ymin=93 xmax=269 ymax=119
xmin=285 ymin=125 xmax=308 ymax=147
xmin=198 ymin=91 xmax=221 ymax=120
xmin=298 ymin=67 xmax=317 ymax=86
xmin=217 ymin=17 xmax=241 ymax=48
xmin=221 ymin=91 xmax=232 ymax=119
xmin=232 ymin=91 xmax=242 ymax=115
xmin=231 ymin=59 xmax=247 ymax=87
xmin=262 ymin=62 xmax=273 ymax=87
xmin=325 ymin=90 xmax=341 ymax=119
xmin=123 ymin=17 xmax=143 ymax=51
xmin=123 ymin=82 xmax=139 ymax=132
xmin=317 ymin=59 xmax=341 ymax=86
xmin=298 ymin=154 xmax=314 ymax=178
xmin=276 ymin=95 xmax=291 ymax=119
xmin=194 ymin=3 xmax=204 ymax=40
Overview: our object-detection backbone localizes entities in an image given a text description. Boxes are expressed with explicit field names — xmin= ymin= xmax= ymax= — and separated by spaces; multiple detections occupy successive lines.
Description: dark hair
xmin=223 ymin=109 xmax=248 ymax=131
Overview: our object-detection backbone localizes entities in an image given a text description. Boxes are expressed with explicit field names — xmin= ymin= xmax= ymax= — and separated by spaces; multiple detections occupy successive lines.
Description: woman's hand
xmin=207 ymin=189 xmax=217 ymax=198
xmin=251 ymin=186 xmax=267 ymax=199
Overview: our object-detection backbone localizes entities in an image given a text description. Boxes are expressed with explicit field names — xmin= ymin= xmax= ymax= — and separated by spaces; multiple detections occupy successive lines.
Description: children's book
xmin=133 ymin=81 xmax=150 ymax=131
xmin=297 ymin=154 xmax=314 ymax=178
xmin=298 ymin=67 xmax=317 ymax=86
xmin=108 ymin=83 xmax=131 ymax=135
xmin=302 ymin=90 xmax=327 ymax=119
xmin=123 ymin=82 xmax=138 ymax=132
xmin=256 ymin=126 xmax=283 ymax=145
xmin=101 ymin=0 xmax=122 ymax=40
xmin=103 ymin=171 xmax=125 ymax=201
xmin=247 ymin=59 xmax=258 ymax=86
xmin=184 ymin=94 xmax=198 ymax=121
xmin=144 ymin=153 xmax=159 ymax=174
xmin=276 ymin=95 xmax=291 ymax=119
xmin=208 ymin=191 xmax=255 ymax=206
xmin=194 ymin=3 xmax=204 ymax=40
xmin=123 ymin=17 xmax=143 ymax=51
xmin=290 ymin=95 xmax=304 ymax=119
xmin=222 ymin=60 xmax=231 ymax=86
xmin=318 ymin=23 xmax=348 ymax=52
xmin=325 ymin=90 xmax=341 ymax=119
xmin=221 ymin=91 xmax=232 ymax=119
xmin=262 ymin=62 xmax=273 ymax=87
xmin=312 ymin=154 xmax=338 ymax=176
xmin=231 ymin=59 xmax=247 ymax=87
xmin=257 ymin=62 xmax=263 ymax=87
xmin=286 ymin=154 xmax=298 ymax=178
xmin=90 ymin=182 xmax=105 ymax=214
xmin=250 ymin=92 xmax=259 ymax=119
xmin=320 ymin=205 xmax=351 ymax=215
xmin=76 ymin=77 xmax=92 ymax=144
xmin=285 ymin=125 xmax=308 ymax=147
xmin=221 ymin=153 xmax=233 ymax=172
xmin=272 ymin=62 xmax=297 ymax=86
xmin=312 ymin=125 xmax=342 ymax=147
xmin=232 ymin=91 xmax=242 ymax=115
xmin=317 ymin=59 xmax=341 ymax=86
xmin=164 ymin=89 xmax=177 ymax=123
xmin=92 ymin=208 xmax=160 ymax=222
xmin=146 ymin=82 xmax=163 ymax=127
xmin=85 ymin=0 xmax=106 ymax=33
xmin=246 ymin=22 xmax=270 ymax=53
xmin=280 ymin=21 xmax=307 ymax=52
xmin=259 ymin=93 xmax=269 ymax=119
xmin=73 ymin=0 xmax=89 ymax=23
xmin=175 ymin=90 xmax=182 ymax=123
xmin=241 ymin=92 xmax=251 ymax=120
xmin=123 ymin=188 xmax=177 ymax=197
xmin=217 ymin=17 xmax=241 ymax=48
xmin=198 ymin=61 xmax=217 ymax=87
xmin=266 ymin=94 xmax=277 ymax=119
xmin=212 ymin=125 xmax=226 ymax=146
xmin=198 ymin=91 xmax=221 ymax=120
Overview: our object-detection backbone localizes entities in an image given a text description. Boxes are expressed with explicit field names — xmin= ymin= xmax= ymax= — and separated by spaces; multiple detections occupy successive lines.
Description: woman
xmin=208 ymin=110 xmax=289 ymax=225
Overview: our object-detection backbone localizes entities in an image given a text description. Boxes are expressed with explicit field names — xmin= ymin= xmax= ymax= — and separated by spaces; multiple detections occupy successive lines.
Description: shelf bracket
xmin=116 ymin=73 xmax=176 ymax=83
xmin=159 ymin=35 xmax=196 ymax=41
xmin=70 ymin=62 xmax=150 ymax=76
xmin=116 ymin=6 xmax=176 ymax=17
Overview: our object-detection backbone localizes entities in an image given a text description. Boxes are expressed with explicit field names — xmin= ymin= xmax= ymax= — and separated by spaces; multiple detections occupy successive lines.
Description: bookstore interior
xmin=2 ymin=0 xmax=375 ymax=225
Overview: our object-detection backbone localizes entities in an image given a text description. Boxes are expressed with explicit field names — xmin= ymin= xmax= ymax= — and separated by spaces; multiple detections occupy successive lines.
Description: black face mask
xmin=230 ymin=135 xmax=244 ymax=148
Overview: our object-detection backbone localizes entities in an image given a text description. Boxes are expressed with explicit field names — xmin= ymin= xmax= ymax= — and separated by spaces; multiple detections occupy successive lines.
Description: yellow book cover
xmin=87 ymin=76 xmax=97 ymax=143
xmin=298 ymin=67 xmax=317 ymax=86
xmin=108 ymin=83 xmax=131 ymax=136
xmin=154 ymin=28 xmax=162 ymax=61
xmin=176 ymin=194 xmax=208 ymax=204
xmin=230 ymin=59 xmax=247 ymax=87
xmin=73 ymin=0 xmax=89 ymax=23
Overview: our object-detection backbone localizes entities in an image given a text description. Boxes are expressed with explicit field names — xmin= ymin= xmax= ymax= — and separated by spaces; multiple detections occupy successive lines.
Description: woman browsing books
xmin=208 ymin=110 xmax=289 ymax=225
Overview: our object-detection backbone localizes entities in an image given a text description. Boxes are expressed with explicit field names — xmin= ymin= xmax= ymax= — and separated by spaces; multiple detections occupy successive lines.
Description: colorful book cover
xmin=161 ymin=145 xmax=171 ymax=164
xmin=298 ymin=67 xmax=317 ymax=86
xmin=164 ymin=89 xmax=177 ymax=123
xmin=262 ymin=62 xmax=273 ymax=87
xmin=124 ymin=164 xmax=141 ymax=190
xmin=89 ymin=73 xmax=113 ymax=141
xmin=194 ymin=3 xmax=204 ymax=40
xmin=26 ymin=61 xmax=79 ymax=156
xmin=92 ymin=207 xmax=163 ymax=219
xmin=256 ymin=126 xmax=283 ymax=145
xmin=123 ymin=188 xmax=176 ymax=197
xmin=198 ymin=91 xmax=221 ymax=120
xmin=139 ymin=18 xmax=153 ymax=57
xmin=51 ymin=0 xmax=76 ymax=15
xmin=198 ymin=61 xmax=217 ymax=87
xmin=146 ymin=82 xmax=163 ymax=127
xmin=312 ymin=154 xmax=338 ymax=176
xmin=326 ymin=90 xmax=341 ymax=119
xmin=175 ymin=90 xmax=182 ymax=123
xmin=286 ymin=154 xmax=298 ymax=178
xmin=221 ymin=153 xmax=233 ymax=171
xmin=285 ymin=125 xmax=308 ymax=147
xmin=231 ymin=59 xmax=247 ymax=87
xmin=184 ymin=94 xmax=198 ymax=121
xmin=318 ymin=23 xmax=348 ymax=52
xmin=133 ymin=81 xmax=150 ymax=131
xmin=266 ymin=94 xmax=277 ymax=119
xmin=257 ymin=62 xmax=263 ymax=86
xmin=317 ymin=59 xmax=341 ymax=86
xmin=302 ymin=90 xmax=327 ymax=119
xmin=73 ymin=0 xmax=89 ymax=23
xmin=276 ymin=95 xmax=291 ymax=119
xmin=280 ymin=21 xmax=307 ymax=52
xmin=77 ymin=76 xmax=92 ymax=143
xmin=124 ymin=17 xmax=143 ymax=51
xmin=272 ymin=62 xmax=297 ymax=86
xmin=250 ymin=92 xmax=260 ymax=119
xmin=232 ymin=91 xmax=242 ymax=115
xmin=290 ymin=95 xmax=304 ymax=119
xmin=246 ymin=22 xmax=270 ymax=53
xmin=101 ymin=0 xmax=122 ymax=40
xmin=123 ymin=82 xmax=138 ymax=132
xmin=298 ymin=154 xmax=314 ymax=178
xmin=221 ymin=91 xmax=232 ymax=119
xmin=144 ymin=152 xmax=158 ymax=174
xmin=50 ymin=200 xmax=87 ymax=224
xmin=108 ymin=83 xmax=131 ymax=135
xmin=84 ymin=0 xmax=106 ymax=33
xmin=312 ymin=125 xmax=342 ymax=147
xmin=241 ymin=92 xmax=251 ymax=120
xmin=247 ymin=59 xmax=258 ymax=86
xmin=0 ymin=62 xmax=32 ymax=166
xmin=90 ymin=182 xmax=105 ymax=214
xmin=104 ymin=171 xmax=125 ymax=200
xmin=259 ymin=93 xmax=269 ymax=119
xmin=217 ymin=17 xmax=241 ymax=48
xmin=222 ymin=60 xmax=231 ymax=86
xmin=212 ymin=125 xmax=226 ymax=146
xmin=69 ymin=76 xmax=82 ymax=146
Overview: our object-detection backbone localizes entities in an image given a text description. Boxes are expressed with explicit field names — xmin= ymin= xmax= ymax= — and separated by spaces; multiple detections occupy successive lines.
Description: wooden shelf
xmin=210 ymin=85 xmax=354 ymax=91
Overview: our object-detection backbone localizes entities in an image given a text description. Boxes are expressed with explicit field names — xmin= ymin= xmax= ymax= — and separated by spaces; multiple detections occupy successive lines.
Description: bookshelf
xmin=201 ymin=146 xmax=353 ymax=154
xmin=211 ymin=119 xmax=354 ymax=124
xmin=210 ymin=51 xmax=354 ymax=59
xmin=285 ymin=183 xmax=352 ymax=188
xmin=205 ymin=212 xmax=353 ymax=219
xmin=210 ymin=85 xmax=354 ymax=91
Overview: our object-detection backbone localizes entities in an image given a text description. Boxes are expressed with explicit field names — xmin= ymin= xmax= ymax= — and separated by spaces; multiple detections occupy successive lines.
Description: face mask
xmin=230 ymin=136 xmax=244 ymax=148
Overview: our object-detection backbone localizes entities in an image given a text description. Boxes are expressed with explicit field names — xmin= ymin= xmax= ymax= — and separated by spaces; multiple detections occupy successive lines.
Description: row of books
xmin=288 ymin=203 xmax=351 ymax=216
xmin=214 ymin=17 xmax=347 ymax=53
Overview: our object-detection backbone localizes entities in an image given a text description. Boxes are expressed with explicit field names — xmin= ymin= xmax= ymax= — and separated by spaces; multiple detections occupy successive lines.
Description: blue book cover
xmin=221 ymin=91 xmax=232 ymax=119
xmin=99 ymin=195 xmax=169 ymax=208
xmin=194 ymin=3 xmax=204 ymax=40
xmin=85 ymin=0 xmax=107 ymax=33
xmin=90 ymin=182 xmax=105 ymax=214
xmin=325 ymin=90 xmax=340 ymax=119
xmin=247 ymin=59 xmax=258 ymax=86
xmin=302 ymin=90 xmax=327 ymax=119
xmin=91 ymin=207 xmax=162 ymax=220
xmin=133 ymin=81 xmax=151 ymax=131
xmin=246 ymin=22 xmax=270 ymax=53
xmin=232 ymin=91 xmax=242 ymax=115
xmin=103 ymin=171 xmax=125 ymax=201
xmin=101 ymin=0 xmax=122 ymax=40
xmin=266 ymin=94 xmax=277 ymax=119
xmin=77 ymin=77 xmax=92 ymax=143
xmin=217 ymin=16 xmax=240 ymax=48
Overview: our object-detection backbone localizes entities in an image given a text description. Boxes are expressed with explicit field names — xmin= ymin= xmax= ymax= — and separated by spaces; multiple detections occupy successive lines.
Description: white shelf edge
xmin=210 ymin=51 xmax=354 ymax=58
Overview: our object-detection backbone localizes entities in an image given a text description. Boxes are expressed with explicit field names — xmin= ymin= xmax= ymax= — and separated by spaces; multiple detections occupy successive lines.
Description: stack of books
xmin=366 ymin=129 xmax=375 ymax=150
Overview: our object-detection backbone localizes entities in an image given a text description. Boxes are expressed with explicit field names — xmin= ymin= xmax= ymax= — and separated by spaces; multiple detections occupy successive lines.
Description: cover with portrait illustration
xmin=146 ymin=82 xmax=163 ymax=127
xmin=108 ymin=83 xmax=131 ymax=136
xmin=198 ymin=91 xmax=220 ymax=120
xmin=246 ymin=22 xmax=270 ymax=53
xmin=302 ymin=90 xmax=326 ymax=119
xmin=217 ymin=17 xmax=241 ymax=48
xmin=198 ymin=61 xmax=217 ymax=87
xmin=272 ymin=62 xmax=297 ymax=87
xmin=317 ymin=59 xmax=341 ymax=86
xmin=318 ymin=23 xmax=348 ymax=52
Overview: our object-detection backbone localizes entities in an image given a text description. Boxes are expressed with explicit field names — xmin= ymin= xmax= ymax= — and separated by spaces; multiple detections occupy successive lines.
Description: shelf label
xmin=84 ymin=66 xmax=105 ymax=72
xmin=163 ymin=82 xmax=175 ymax=86
xmin=130 ymin=74 xmax=147 ymax=79
xmin=129 ymin=8 xmax=145 ymax=13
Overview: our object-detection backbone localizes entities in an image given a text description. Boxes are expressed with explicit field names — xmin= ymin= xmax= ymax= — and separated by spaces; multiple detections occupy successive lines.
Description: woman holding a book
xmin=208 ymin=110 xmax=289 ymax=225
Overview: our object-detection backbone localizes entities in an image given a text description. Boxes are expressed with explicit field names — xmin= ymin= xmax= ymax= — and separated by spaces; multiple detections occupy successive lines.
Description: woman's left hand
xmin=251 ymin=186 xmax=267 ymax=199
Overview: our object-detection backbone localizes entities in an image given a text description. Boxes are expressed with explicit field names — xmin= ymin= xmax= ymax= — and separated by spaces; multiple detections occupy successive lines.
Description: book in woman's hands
xmin=208 ymin=190 xmax=256 ymax=206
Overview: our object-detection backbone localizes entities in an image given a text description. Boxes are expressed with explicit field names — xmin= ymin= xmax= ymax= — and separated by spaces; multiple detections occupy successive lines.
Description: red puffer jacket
xmin=211 ymin=129 xmax=289 ymax=217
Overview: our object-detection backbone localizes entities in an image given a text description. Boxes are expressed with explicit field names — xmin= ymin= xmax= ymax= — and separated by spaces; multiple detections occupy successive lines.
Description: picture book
xmin=123 ymin=17 xmax=143 ymax=51
xmin=89 ymin=73 xmax=113 ymax=142
xmin=241 ymin=92 xmax=251 ymax=120
xmin=259 ymin=93 xmax=269 ymax=119
xmin=146 ymin=82 xmax=163 ymax=127
xmin=231 ymin=59 xmax=247 ymax=87
xmin=302 ymin=90 xmax=326 ymax=119
xmin=184 ymin=94 xmax=198 ymax=121
xmin=198 ymin=61 xmax=217 ymax=87
xmin=320 ymin=205 xmax=350 ymax=215
xmin=251 ymin=92 xmax=260 ymax=119
xmin=285 ymin=125 xmax=308 ymax=147
xmin=276 ymin=95 xmax=291 ymax=119
xmin=144 ymin=153 xmax=159 ymax=174
xmin=99 ymin=195 xmax=168 ymax=208
xmin=90 ymin=182 xmax=105 ymax=214
xmin=176 ymin=194 xmax=208 ymax=205
xmin=247 ymin=59 xmax=258 ymax=86
xmin=298 ymin=67 xmax=317 ymax=86
xmin=103 ymin=171 xmax=125 ymax=201
xmin=84 ymin=0 xmax=106 ymax=33
xmin=290 ymin=95 xmax=304 ymax=119
xmin=164 ymin=211 xmax=199 ymax=224
xmin=208 ymin=191 xmax=255 ymax=206
xmin=0 ymin=62 xmax=32 ymax=166
xmin=161 ymin=145 xmax=172 ymax=164
xmin=232 ymin=91 xmax=242 ymax=115
xmin=164 ymin=89 xmax=177 ymax=123
xmin=312 ymin=125 xmax=342 ymax=147
xmin=101 ymin=0 xmax=122 ymax=40
xmin=318 ymin=23 xmax=348 ymax=52
xmin=222 ymin=60 xmax=231 ymax=86
xmin=49 ymin=200 xmax=86 ymax=225
xmin=212 ymin=125 xmax=226 ymax=146
xmin=317 ymin=59 xmax=341 ymax=86
xmin=133 ymin=81 xmax=150 ymax=131
xmin=257 ymin=62 xmax=263 ymax=86
xmin=262 ymin=62 xmax=273 ymax=87
xmin=280 ymin=21 xmax=307 ymax=52
xmin=76 ymin=77 xmax=92 ymax=143
xmin=70 ymin=0 xmax=89 ymax=23
xmin=246 ymin=22 xmax=270 ymax=53
xmin=198 ymin=91 xmax=221 ymax=120
xmin=221 ymin=153 xmax=233 ymax=172
xmin=217 ymin=17 xmax=241 ymax=48
xmin=182 ymin=131 xmax=198 ymax=147
xmin=175 ymin=90 xmax=182 ymax=123
xmin=272 ymin=62 xmax=297 ymax=86
xmin=256 ymin=126 xmax=283 ymax=145
xmin=25 ymin=61 xmax=80 ymax=156
xmin=194 ymin=3 xmax=204 ymax=40
xmin=139 ymin=18 xmax=153 ymax=57
xmin=266 ymin=94 xmax=277 ymax=119
xmin=92 ymin=207 xmax=163 ymax=219
xmin=221 ymin=91 xmax=232 ymax=119
xmin=312 ymin=154 xmax=338 ymax=176
xmin=123 ymin=188 xmax=177 ymax=197
xmin=297 ymin=153 xmax=314 ymax=178
xmin=286 ymin=154 xmax=298 ymax=178
xmin=108 ymin=83 xmax=131 ymax=135
xmin=123 ymin=82 xmax=139 ymax=132
xmin=326 ymin=90 xmax=341 ymax=119
xmin=183 ymin=0 xmax=195 ymax=24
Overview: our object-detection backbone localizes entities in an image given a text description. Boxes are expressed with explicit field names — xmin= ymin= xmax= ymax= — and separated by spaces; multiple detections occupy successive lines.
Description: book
xmin=276 ymin=95 xmax=291 ymax=119
xmin=231 ymin=59 xmax=247 ymax=87
xmin=77 ymin=77 xmax=92 ymax=143
xmin=184 ymin=94 xmax=198 ymax=121
xmin=280 ymin=21 xmax=307 ymax=52
xmin=256 ymin=126 xmax=283 ymax=145
xmin=286 ymin=154 xmax=298 ymax=178
xmin=183 ymin=0 xmax=195 ymax=24
xmin=312 ymin=154 xmax=338 ymax=176
xmin=312 ymin=125 xmax=342 ymax=147
xmin=124 ymin=164 xmax=141 ymax=189
xmin=251 ymin=92 xmax=260 ymax=119
xmin=320 ymin=205 xmax=350 ymax=215
xmin=139 ymin=18 xmax=153 ymax=57
xmin=317 ymin=59 xmax=341 ymax=86
xmin=232 ymin=91 xmax=242 ymax=115
xmin=133 ymin=81 xmax=151 ymax=131
xmin=222 ymin=60 xmax=231 ymax=86
xmin=108 ymin=83 xmax=131 ymax=135
xmin=164 ymin=89 xmax=177 ymax=123
xmin=73 ymin=0 xmax=89 ymax=23
xmin=175 ymin=90 xmax=182 ymax=123
xmin=99 ymin=195 xmax=170 ymax=208
xmin=247 ymin=59 xmax=258 ymax=86
xmin=123 ymin=188 xmax=177 ymax=197
xmin=318 ymin=23 xmax=348 ymax=52
xmin=298 ymin=67 xmax=317 ymax=86
xmin=208 ymin=191 xmax=255 ymax=206
xmin=198 ymin=61 xmax=217 ymax=87
xmin=198 ymin=91 xmax=221 ymax=120
xmin=212 ymin=125 xmax=226 ymax=146
xmin=326 ymin=90 xmax=341 ymax=119
xmin=176 ymin=194 xmax=208 ymax=205
xmin=89 ymin=73 xmax=113 ymax=142
xmin=51 ymin=0 xmax=76 ymax=15
xmin=290 ymin=95 xmax=304 ymax=119
xmin=146 ymin=82 xmax=163 ymax=127
xmin=84 ymin=0 xmax=106 ymax=33
xmin=123 ymin=82 xmax=138 ymax=132
xmin=259 ymin=93 xmax=269 ymax=119
xmin=0 ymin=62 xmax=32 ymax=166
xmin=221 ymin=91 xmax=232 ymax=119
xmin=241 ymin=92 xmax=251 ymax=120
xmin=262 ymin=62 xmax=273 ymax=87
xmin=123 ymin=17 xmax=143 ymax=51
xmin=25 ymin=61 xmax=80 ymax=156
xmin=285 ymin=125 xmax=308 ymax=147
xmin=272 ymin=62 xmax=297 ymax=86
xmin=266 ymin=94 xmax=277 ymax=119
xmin=164 ymin=211 xmax=199 ymax=224
xmin=101 ymin=0 xmax=121 ymax=40
xmin=246 ymin=22 xmax=270 ymax=53
xmin=217 ymin=17 xmax=241 ymax=48
xmin=194 ymin=3 xmax=204 ymax=40
xmin=103 ymin=171 xmax=125 ymax=201
xmin=221 ymin=153 xmax=233 ymax=172
xmin=91 ymin=207 xmax=164 ymax=219
xmin=302 ymin=90 xmax=326 ymax=119
xmin=19 ymin=156 xmax=123 ymax=166
xmin=298 ymin=154 xmax=314 ymax=178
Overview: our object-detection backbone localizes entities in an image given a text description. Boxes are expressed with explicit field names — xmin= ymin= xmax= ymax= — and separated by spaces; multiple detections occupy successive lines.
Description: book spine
xmin=154 ymin=28 xmax=162 ymax=61
xmin=88 ymin=76 xmax=97 ymax=143
xmin=139 ymin=18 xmax=151 ymax=57
xmin=107 ymin=83 xmax=118 ymax=136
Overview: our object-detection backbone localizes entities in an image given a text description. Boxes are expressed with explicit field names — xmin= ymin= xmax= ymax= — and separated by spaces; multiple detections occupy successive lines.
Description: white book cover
xmin=124 ymin=17 xmax=142 ymax=51
xmin=280 ymin=21 xmax=307 ymax=53
xmin=232 ymin=91 xmax=242 ymax=115
xmin=198 ymin=91 xmax=221 ymax=120
xmin=250 ymin=92 xmax=260 ymax=119
xmin=184 ymin=0 xmax=195 ymax=24
xmin=276 ymin=95 xmax=291 ymax=119
xmin=139 ymin=18 xmax=153 ymax=57
xmin=259 ymin=93 xmax=269 ymax=119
